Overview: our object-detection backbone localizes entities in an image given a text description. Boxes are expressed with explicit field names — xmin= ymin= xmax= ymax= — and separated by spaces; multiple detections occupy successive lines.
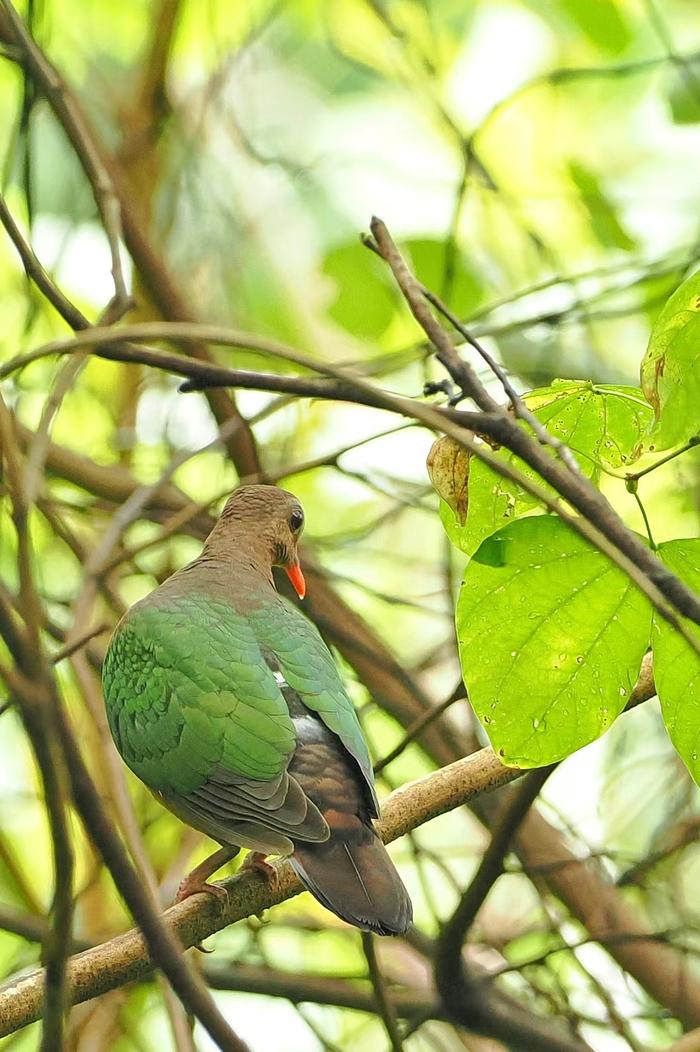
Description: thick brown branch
xmin=0 ymin=747 xmax=521 ymax=1037
xmin=204 ymin=963 xmax=441 ymax=1021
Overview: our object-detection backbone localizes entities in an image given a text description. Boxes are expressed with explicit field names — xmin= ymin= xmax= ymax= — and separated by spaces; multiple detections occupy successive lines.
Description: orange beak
xmin=285 ymin=561 xmax=306 ymax=600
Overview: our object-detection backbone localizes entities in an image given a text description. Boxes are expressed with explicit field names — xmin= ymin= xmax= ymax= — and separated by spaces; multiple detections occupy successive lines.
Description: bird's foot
xmin=175 ymin=845 xmax=239 ymax=906
xmin=240 ymin=851 xmax=277 ymax=885
xmin=175 ymin=874 xmax=229 ymax=905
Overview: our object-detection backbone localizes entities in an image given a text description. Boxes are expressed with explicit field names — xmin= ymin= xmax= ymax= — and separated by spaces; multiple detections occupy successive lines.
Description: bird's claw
xmin=175 ymin=877 xmax=229 ymax=906
xmin=240 ymin=852 xmax=277 ymax=885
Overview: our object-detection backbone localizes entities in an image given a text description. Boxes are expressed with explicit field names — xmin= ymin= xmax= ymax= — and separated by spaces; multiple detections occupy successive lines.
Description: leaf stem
xmin=626 ymin=436 xmax=700 ymax=482
xmin=626 ymin=480 xmax=657 ymax=550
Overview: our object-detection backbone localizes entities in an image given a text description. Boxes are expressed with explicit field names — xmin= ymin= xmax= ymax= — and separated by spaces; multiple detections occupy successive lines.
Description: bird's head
xmin=214 ymin=485 xmax=306 ymax=598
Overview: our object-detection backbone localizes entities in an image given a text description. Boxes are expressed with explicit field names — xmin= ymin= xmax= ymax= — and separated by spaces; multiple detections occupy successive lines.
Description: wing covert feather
xmin=248 ymin=597 xmax=379 ymax=813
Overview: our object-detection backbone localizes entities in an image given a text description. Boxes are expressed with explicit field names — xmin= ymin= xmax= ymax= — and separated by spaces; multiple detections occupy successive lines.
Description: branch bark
xmin=0 ymin=747 xmax=521 ymax=1037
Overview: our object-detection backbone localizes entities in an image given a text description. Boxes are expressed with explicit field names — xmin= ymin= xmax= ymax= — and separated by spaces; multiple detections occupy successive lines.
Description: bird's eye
xmin=289 ymin=509 xmax=304 ymax=533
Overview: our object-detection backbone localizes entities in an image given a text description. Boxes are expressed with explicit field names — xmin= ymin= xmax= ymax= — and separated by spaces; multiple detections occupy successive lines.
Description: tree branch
xmin=0 ymin=746 xmax=521 ymax=1037
xmin=435 ymin=770 xmax=560 ymax=1052
xmin=362 ymin=933 xmax=406 ymax=1052
xmin=7 ymin=318 xmax=700 ymax=653
xmin=0 ymin=397 xmax=75 ymax=1052
xmin=0 ymin=320 xmax=483 ymax=432
xmin=366 ymin=216 xmax=700 ymax=628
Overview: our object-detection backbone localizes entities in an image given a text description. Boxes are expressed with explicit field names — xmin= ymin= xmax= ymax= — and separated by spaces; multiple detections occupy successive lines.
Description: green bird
xmin=102 ymin=485 xmax=412 ymax=935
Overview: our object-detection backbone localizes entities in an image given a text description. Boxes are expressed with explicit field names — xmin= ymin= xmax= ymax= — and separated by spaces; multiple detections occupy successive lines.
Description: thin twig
xmin=0 ymin=397 xmax=74 ymax=1052
xmin=4 ymin=317 xmax=700 ymax=647
xmin=1 ymin=1 xmax=130 ymax=312
xmin=363 ymin=217 xmax=700 ymax=631
xmin=422 ymin=284 xmax=582 ymax=475
xmin=0 ymin=191 xmax=87 ymax=328
xmin=362 ymin=933 xmax=405 ymax=1052
xmin=374 ymin=685 xmax=465 ymax=775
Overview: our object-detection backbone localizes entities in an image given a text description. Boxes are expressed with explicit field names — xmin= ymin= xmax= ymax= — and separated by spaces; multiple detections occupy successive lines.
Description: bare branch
xmin=0 ymin=321 xmax=483 ymax=432
xmin=6 ymin=318 xmax=699 ymax=649
xmin=0 ymin=396 xmax=74 ymax=1052
xmin=362 ymin=933 xmax=406 ymax=1052
xmin=435 ymin=770 xmax=558 ymax=1051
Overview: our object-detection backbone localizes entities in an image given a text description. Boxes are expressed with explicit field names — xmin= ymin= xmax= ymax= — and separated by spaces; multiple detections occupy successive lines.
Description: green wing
xmin=102 ymin=592 xmax=297 ymax=796
xmin=248 ymin=596 xmax=379 ymax=813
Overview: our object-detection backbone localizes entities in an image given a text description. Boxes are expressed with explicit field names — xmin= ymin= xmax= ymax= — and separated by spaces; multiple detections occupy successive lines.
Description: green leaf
xmin=640 ymin=269 xmax=700 ymax=451
xmin=554 ymin=0 xmax=631 ymax=53
xmin=439 ymin=496 xmax=470 ymax=552
xmin=456 ymin=518 xmax=652 ymax=766
xmin=523 ymin=382 xmax=652 ymax=468
xmin=404 ymin=239 xmax=483 ymax=318
xmin=568 ymin=162 xmax=636 ymax=252
xmin=322 ymin=241 xmax=397 ymax=339
xmin=439 ymin=381 xmax=652 ymax=556
xmin=668 ymin=60 xmax=700 ymax=124
xmin=652 ymin=539 xmax=700 ymax=785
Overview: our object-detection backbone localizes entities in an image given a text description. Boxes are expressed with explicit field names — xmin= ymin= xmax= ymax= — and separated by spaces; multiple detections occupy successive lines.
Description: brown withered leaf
xmin=426 ymin=436 xmax=470 ymax=525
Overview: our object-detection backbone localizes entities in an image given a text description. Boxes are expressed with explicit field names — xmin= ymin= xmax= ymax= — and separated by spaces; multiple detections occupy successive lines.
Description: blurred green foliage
xmin=3 ymin=0 xmax=700 ymax=1049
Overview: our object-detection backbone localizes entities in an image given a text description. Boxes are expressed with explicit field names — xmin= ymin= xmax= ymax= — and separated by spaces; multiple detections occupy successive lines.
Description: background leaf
xmin=667 ymin=59 xmax=700 ymax=124
xmin=568 ymin=161 xmax=636 ymax=252
xmin=653 ymin=539 xmax=700 ymax=784
xmin=322 ymin=241 xmax=398 ymax=339
xmin=404 ymin=239 xmax=484 ymax=317
xmin=640 ymin=268 xmax=700 ymax=451
xmin=456 ymin=518 xmax=652 ymax=766
xmin=549 ymin=0 xmax=631 ymax=53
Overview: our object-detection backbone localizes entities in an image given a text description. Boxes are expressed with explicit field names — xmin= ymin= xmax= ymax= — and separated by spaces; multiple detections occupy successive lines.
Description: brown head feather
xmin=202 ymin=485 xmax=306 ymax=594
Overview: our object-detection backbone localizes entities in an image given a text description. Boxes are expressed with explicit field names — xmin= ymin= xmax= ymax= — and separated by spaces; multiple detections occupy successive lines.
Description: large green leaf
xmin=653 ymin=539 xmax=700 ymax=785
xmin=437 ymin=381 xmax=652 ymax=556
xmin=521 ymin=382 xmax=651 ymax=468
xmin=456 ymin=518 xmax=652 ymax=766
xmin=640 ymin=269 xmax=700 ymax=451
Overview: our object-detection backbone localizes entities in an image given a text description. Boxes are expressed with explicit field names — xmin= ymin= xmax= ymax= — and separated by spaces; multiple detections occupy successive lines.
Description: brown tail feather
xmin=291 ymin=831 xmax=412 ymax=936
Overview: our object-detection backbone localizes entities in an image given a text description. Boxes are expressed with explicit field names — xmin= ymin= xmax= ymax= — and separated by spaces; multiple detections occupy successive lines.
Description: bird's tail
xmin=290 ymin=829 xmax=412 ymax=936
